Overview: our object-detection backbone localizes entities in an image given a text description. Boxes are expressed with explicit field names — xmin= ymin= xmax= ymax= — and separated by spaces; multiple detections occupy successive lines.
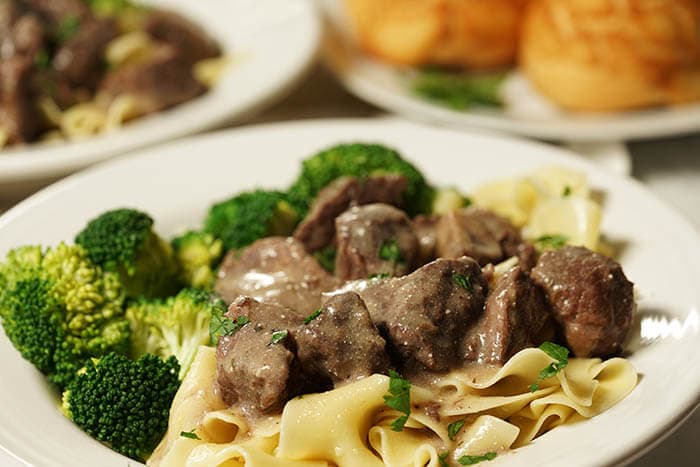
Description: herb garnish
xmin=304 ymin=308 xmax=323 ymax=325
xmin=270 ymin=330 xmax=288 ymax=345
xmin=447 ymin=419 xmax=466 ymax=441
xmin=562 ymin=185 xmax=572 ymax=197
xmin=412 ymin=69 xmax=504 ymax=110
xmin=452 ymin=273 xmax=473 ymax=292
xmin=56 ymin=15 xmax=81 ymax=42
xmin=209 ymin=314 xmax=250 ymax=344
xmin=313 ymin=245 xmax=336 ymax=273
xmin=458 ymin=452 xmax=497 ymax=465
xmin=179 ymin=429 xmax=200 ymax=440
xmin=529 ymin=342 xmax=570 ymax=392
xmin=379 ymin=239 xmax=403 ymax=264
xmin=535 ymin=234 xmax=568 ymax=250
xmin=34 ymin=49 xmax=51 ymax=70
xmin=439 ymin=451 xmax=450 ymax=467
xmin=383 ymin=370 xmax=411 ymax=432
xmin=369 ymin=272 xmax=390 ymax=280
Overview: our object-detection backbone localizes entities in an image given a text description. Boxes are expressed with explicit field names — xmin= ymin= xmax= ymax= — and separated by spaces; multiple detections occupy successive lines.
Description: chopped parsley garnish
xmin=379 ymin=239 xmax=403 ymax=263
xmin=458 ymin=452 xmax=497 ymax=465
xmin=34 ymin=49 xmax=51 ymax=70
xmin=447 ymin=419 xmax=466 ymax=441
xmin=535 ymin=234 xmax=568 ymax=250
xmin=209 ymin=314 xmax=250 ymax=344
xmin=304 ymin=308 xmax=323 ymax=325
xmin=452 ymin=273 xmax=473 ymax=292
xmin=529 ymin=342 xmax=570 ymax=392
xmin=56 ymin=15 xmax=81 ymax=42
xmin=179 ymin=429 xmax=200 ymax=440
xmin=412 ymin=69 xmax=504 ymax=110
xmin=562 ymin=185 xmax=572 ymax=197
xmin=439 ymin=452 xmax=450 ymax=467
xmin=270 ymin=330 xmax=288 ymax=345
xmin=383 ymin=370 xmax=411 ymax=432
xmin=369 ymin=272 xmax=391 ymax=280
xmin=313 ymin=245 xmax=336 ymax=273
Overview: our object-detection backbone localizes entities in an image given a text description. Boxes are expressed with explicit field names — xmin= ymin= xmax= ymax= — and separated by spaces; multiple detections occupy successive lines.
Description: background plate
xmin=0 ymin=119 xmax=699 ymax=466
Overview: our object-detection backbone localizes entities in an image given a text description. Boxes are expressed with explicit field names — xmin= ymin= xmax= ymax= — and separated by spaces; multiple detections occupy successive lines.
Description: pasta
xmin=150 ymin=346 xmax=636 ymax=467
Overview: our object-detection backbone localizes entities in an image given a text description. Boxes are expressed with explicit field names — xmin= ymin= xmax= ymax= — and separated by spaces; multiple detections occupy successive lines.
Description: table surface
xmin=1 ymin=66 xmax=699 ymax=466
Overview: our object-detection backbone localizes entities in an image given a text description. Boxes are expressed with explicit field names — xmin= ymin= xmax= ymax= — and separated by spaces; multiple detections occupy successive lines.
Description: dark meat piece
xmin=293 ymin=175 xmax=408 ymax=252
xmin=10 ymin=14 xmax=44 ymax=59
xmin=99 ymin=44 xmax=206 ymax=115
xmin=295 ymin=292 xmax=391 ymax=384
xmin=144 ymin=9 xmax=220 ymax=65
xmin=0 ymin=56 xmax=40 ymax=144
xmin=53 ymin=17 xmax=118 ymax=89
xmin=21 ymin=0 xmax=91 ymax=28
xmin=463 ymin=265 xmax=553 ymax=364
xmin=0 ymin=1 xmax=23 ymax=42
xmin=413 ymin=214 xmax=439 ymax=266
xmin=335 ymin=204 xmax=419 ymax=281
xmin=358 ymin=257 xmax=488 ymax=372
xmin=214 ymin=237 xmax=340 ymax=313
xmin=435 ymin=207 xmax=536 ymax=269
xmin=216 ymin=296 xmax=307 ymax=414
xmin=531 ymin=246 xmax=634 ymax=358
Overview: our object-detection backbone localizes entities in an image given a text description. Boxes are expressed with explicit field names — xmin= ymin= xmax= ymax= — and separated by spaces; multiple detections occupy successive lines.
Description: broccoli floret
xmin=75 ymin=208 xmax=180 ymax=298
xmin=172 ymin=231 xmax=224 ymax=289
xmin=287 ymin=143 xmax=435 ymax=217
xmin=62 ymin=352 xmax=180 ymax=461
xmin=0 ymin=243 xmax=130 ymax=388
xmin=204 ymin=190 xmax=298 ymax=251
xmin=126 ymin=288 xmax=224 ymax=379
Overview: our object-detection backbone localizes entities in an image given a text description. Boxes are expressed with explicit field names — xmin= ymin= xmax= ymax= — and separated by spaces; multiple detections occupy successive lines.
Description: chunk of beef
xmin=435 ymin=207 xmax=536 ymax=269
xmin=296 ymin=292 xmax=391 ymax=384
xmin=293 ymin=175 xmax=408 ymax=252
xmin=144 ymin=9 xmax=220 ymax=65
xmin=216 ymin=297 xmax=307 ymax=415
xmin=10 ymin=13 xmax=44 ymax=59
xmin=531 ymin=246 xmax=634 ymax=358
xmin=0 ymin=1 xmax=23 ymax=42
xmin=99 ymin=44 xmax=206 ymax=115
xmin=0 ymin=56 xmax=40 ymax=144
xmin=21 ymin=0 xmax=91 ymax=28
xmin=53 ymin=17 xmax=117 ymax=90
xmin=463 ymin=265 xmax=553 ymax=364
xmin=335 ymin=204 xmax=419 ymax=281
xmin=214 ymin=237 xmax=340 ymax=313
xmin=358 ymin=257 xmax=488 ymax=372
xmin=413 ymin=214 xmax=439 ymax=266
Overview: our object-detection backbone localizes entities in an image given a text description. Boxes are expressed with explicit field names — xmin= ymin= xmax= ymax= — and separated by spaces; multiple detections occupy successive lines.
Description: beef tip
xmin=463 ymin=265 xmax=553 ymax=364
xmin=293 ymin=174 xmax=408 ymax=253
xmin=216 ymin=296 xmax=307 ymax=415
xmin=413 ymin=214 xmax=439 ymax=265
xmin=358 ymin=257 xmax=488 ymax=372
xmin=531 ymin=246 xmax=634 ymax=358
xmin=0 ymin=1 xmax=23 ymax=41
xmin=214 ymin=237 xmax=341 ymax=314
xmin=0 ymin=56 xmax=40 ymax=144
xmin=10 ymin=14 xmax=44 ymax=59
xmin=99 ymin=44 xmax=206 ymax=114
xmin=335 ymin=203 xmax=419 ymax=281
xmin=52 ymin=17 xmax=117 ymax=90
xmin=435 ymin=207 xmax=536 ymax=269
xmin=21 ymin=0 xmax=91 ymax=28
xmin=295 ymin=292 xmax=391 ymax=384
xmin=144 ymin=9 xmax=220 ymax=65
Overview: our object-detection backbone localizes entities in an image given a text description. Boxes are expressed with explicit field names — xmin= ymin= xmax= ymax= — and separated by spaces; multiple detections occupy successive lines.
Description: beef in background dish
xmin=144 ymin=10 xmax=221 ymax=65
xmin=334 ymin=203 xmax=419 ymax=281
xmin=214 ymin=237 xmax=340 ymax=313
xmin=21 ymin=0 xmax=91 ymax=29
xmin=531 ymin=246 xmax=634 ymax=358
xmin=0 ymin=56 xmax=41 ymax=144
xmin=294 ymin=174 xmax=408 ymax=253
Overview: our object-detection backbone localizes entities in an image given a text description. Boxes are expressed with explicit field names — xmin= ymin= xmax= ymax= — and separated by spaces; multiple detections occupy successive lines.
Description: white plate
xmin=0 ymin=0 xmax=320 ymax=187
xmin=0 ymin=119 xmax=699 ymax=467
xmin=320 ymin=0 xmax=700 ymax=142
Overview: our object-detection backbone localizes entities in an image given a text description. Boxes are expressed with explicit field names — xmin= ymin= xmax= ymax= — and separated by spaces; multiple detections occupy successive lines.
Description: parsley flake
xmin=562 ymin=185 xmax=572 ymax=197
xmin=369 ymin=272 xmax=391 ymax=280
xmin=304 ymin=308 xmax=323 ymax=325
xmin=56 ymin=15 xmax=81 ymax=42
xmin=439 ymin=451 xmax=450 ymax=467
xmin=452 ymin=273 xmax=473 ymax=292
xmin=270 ymin=330 xmax=288 ymax=345
xmin=458 ymin=452 xmax=497 ymax=465
xmin=379 ymin=239 xmax=403 ymax=263
xmin=529 ymin=342 xmax=570 ymax=392
xmin=383 ymin=370 xmax=411 ymax=432
xmin=209 ymin=313 xmax=250 ymax=344
xmin=179 ymin=429 xmax=200 ymax=440
xmin=34 ymin=48 xmax=51 ymax=70
xmin=448 ymin=419 xmax=466 ymax=441
xmin=535 ymin=234 xmax=568 ymax=250
xmin=412 ymin=69 xmax=504 ymax=110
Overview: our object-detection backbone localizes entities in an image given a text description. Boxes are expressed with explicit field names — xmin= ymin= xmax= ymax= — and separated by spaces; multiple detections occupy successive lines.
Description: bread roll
xmin=520 ymin=0 xmax=700 ymax=111
xmin=345 ymin=0 xmax=529 ymax=70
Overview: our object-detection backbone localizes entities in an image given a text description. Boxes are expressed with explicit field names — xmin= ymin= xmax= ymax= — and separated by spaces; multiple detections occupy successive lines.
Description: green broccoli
xmin=172 ymin=230 xmax=224 ymax=289
xmin=75 ymin=208 xmax=180 ymax=298
xmin=62 ymin=352 xmax=180 ymax=462
xmin=204 ymin=190 xmax=298 ymax=252
xmin=287 ymin=143 xmax=435 ymax=217
xmin=0 ymin=243 xmax=130 ymax=388
xmin=126 ymin=288 xmax=224 ymax=379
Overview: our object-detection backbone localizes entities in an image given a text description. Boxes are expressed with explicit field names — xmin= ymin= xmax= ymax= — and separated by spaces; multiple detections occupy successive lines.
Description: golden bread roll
xmin=345 ymin=0 xmax=529 ymax=70
xmin=520 ymin=0 xmax=700 ymax=111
